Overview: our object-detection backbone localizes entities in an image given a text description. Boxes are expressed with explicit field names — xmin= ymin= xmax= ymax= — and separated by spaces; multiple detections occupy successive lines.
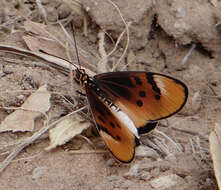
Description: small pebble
xmin=124 ymin=164 xmax=139 ymax=178
xmin=32 ymin=166 xmax=47 ymax=180
xmin=138 ymin=172 xmax=151 ymax=181
xmin=107 ymin=175 xmax=118 ymax=182
xmin=17 ymin=94 xmax=25 ymax=101
xmin=106 ymin=159 xmax=115 ymax=167
xmin=121 ymin=180 xmax=132 ymax=189
xmin=176 ymin=8 xmax=185 ymax=18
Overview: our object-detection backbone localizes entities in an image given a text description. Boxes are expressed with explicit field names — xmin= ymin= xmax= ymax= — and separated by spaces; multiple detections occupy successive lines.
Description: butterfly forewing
xmin=95 ymin=71 xmax=188 ymax=129
xmin=85 ymin=85 xmax=136 ymax=163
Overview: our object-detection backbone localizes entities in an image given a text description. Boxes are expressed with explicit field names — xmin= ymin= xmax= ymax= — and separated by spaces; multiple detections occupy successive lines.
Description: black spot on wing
xmin=98 ymin=124 xmax=115 ymax=139
xmin=116 ymin=135 xmax=121 ymax=141
xmin=146 ymin=73 xmax=161 ymax=94
xmin=138 ymin=122 xmax=158 ymax=134
xmin=110 ymin=122 xmax=115 ymax=128
xmin=116 ymin=123 xmax=121 ymax=129
xmin=97 ymin=124 xmax=121 ymax=141
xmin=134 ymin=76 xmax=142 ymax=85
xmin=98 ymin=115 xmax=105 ymax=123
xmin=97 ymin=124 xmax=121 ymax=142
xmin=99 ymin=111 xmax=105 ymax=116
xmin=139 ymin=91 xmax=146 ymax=97
xmin=154 ymin=94 xmax=161 ymax=100
xmin=136 ymin=100 xmax=143 ymax=107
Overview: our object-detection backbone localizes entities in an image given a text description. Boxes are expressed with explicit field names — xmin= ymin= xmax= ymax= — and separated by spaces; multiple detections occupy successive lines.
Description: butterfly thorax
xmin=73 ymin=69 xmax=117 ymax=110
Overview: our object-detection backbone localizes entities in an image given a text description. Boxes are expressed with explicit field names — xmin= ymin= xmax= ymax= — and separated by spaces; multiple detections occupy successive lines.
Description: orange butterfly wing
xmin=95 ymin=71 xmax=188 ymax=131
xmin=85 ymin=85 xmax=136 ymax=163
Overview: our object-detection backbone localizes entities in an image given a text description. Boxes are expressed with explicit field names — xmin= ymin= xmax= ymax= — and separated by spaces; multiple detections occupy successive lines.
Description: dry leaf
xmin=0 ymin=84 xmax=51 ymax=132
xmin=45 ymin=115 xmax=90 ymax=151
xmin=24 ymin=21 xmax=50 ymax=37
xmin=209 ymin=123 xmax=221 ymax=190
xmin=23 ymin=20 xmax=67 ymax=59
xmin=23 ymin=35 xmax=67 ymax=59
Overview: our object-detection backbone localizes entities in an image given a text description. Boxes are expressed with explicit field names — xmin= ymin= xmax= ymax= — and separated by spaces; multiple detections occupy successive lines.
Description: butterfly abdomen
xmin=87 ymin=78 xmax=120 ymax=112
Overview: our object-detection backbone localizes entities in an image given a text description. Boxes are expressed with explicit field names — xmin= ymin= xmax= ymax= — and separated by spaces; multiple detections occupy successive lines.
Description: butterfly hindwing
xmin=95 ymin=71 xmax=188 ymax=130
xmin=85 ymin=85 xmax=136 ymax=163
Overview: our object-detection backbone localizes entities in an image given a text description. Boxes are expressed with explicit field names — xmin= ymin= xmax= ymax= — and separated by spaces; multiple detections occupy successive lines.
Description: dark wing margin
xmin=85 ymin=85 xmax=136 ymax=163
xmin=138 ymin=122 xmax=158 ymax=135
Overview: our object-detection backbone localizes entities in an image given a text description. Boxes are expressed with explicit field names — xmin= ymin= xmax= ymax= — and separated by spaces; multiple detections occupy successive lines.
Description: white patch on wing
xmin=155 ymin=76 xmax=168 ymax=95
xmin=110 ymin=106 xmax=139 ymax=139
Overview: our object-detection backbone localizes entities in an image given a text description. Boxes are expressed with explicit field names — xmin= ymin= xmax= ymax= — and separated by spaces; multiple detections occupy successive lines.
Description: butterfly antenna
xmin=71 ymin=22 xmax=81 ymax=70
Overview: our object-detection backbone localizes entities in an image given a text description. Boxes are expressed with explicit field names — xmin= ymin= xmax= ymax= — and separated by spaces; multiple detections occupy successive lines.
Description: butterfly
xmin=74 ymin=69 xmax=188 ymax=163
xmin=0 ymin=45 xmax=188 ymax=163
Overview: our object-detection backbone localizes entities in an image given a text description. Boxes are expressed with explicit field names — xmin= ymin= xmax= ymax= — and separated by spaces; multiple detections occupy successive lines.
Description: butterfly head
xmin=73 ymin=68 xmax=89 ymax=86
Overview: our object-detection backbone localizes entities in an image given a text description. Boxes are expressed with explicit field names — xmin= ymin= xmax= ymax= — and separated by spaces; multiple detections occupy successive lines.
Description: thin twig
xmin=189 ymin=138 xmax=196 ymax=153
xmin=203 ymin=95 xmax=221 ymax=100
xmin=107 ymin=28 xmax=126 ymax=58
xmin=170 ymin=126 xmax=208 ymax=141
xmin=196 ymin=136 xmax=206 ymax=159
xmin=181 ymin=43 xmax=196 ymax=65
xmin=78 ymin=135 xmax=96 ymax=149
xmin=106 ymin=0 xmax=130 ymax=71
xmin=36 ymin=0 xmax=48 ymax=24
xmin=59 ymin=23 xmax=97 ymax=73
xmin=153 ymin=138 xmax=170 ymax=155
xmin=59 ymin=22 xmax=92 ymax=62
xmin=0 ymin=57 xmax=50 ymax=69
xmin=155 ymin=129 xmax=183 ymax=152
xmin=97 ymin=30 xmax=108 ymax=73
xmin=141 ymin=138 xmax=163 ymax=153
xmin=158 ymin=123 xmax=208 ymax=141
xmin=68 ymin=149 xmax=107 ymax=154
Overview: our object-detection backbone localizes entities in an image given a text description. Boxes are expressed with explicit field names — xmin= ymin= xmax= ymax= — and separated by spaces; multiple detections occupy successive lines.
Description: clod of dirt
xmin=81 ymin=0 xmax=154 ymax=49
xmin=155 ymin=0 xmax=221 ymax=55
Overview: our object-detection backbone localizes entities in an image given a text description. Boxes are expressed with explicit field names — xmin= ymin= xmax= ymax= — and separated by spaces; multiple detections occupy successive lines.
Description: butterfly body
xmin=74 ymin=69 xmax=188 ymax=163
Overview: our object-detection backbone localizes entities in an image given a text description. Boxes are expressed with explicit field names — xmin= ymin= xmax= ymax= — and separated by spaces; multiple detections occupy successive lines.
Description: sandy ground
xmin=0 ymin=0 xmax=221 ymax=189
